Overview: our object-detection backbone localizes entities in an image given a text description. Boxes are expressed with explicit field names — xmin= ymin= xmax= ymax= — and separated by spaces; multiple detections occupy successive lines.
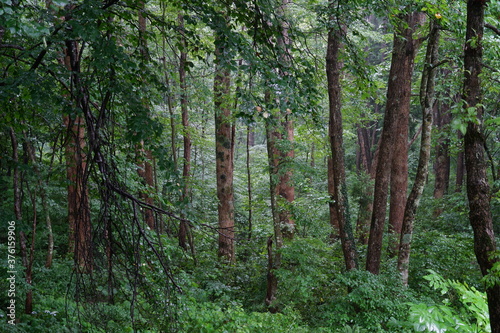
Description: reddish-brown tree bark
xmin=63 ymin=36 xmax=93 ymax=272
xmin=462 ymin=1 xmax=500 ymax=330
xmin=214 ymin=30 xmax=235 ymax=262
xmin=387 ymin=12 xmax=426 ymax=257
xmin=326 ymin=24 xmax=357 ymax=270
xmin=366 ymin=11 xmax=424 ymax=274
xmin=398 ymin=19 xmax=440 ymax=285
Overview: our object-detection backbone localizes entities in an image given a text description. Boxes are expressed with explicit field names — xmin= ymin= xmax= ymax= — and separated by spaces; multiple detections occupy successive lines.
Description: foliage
xmin=406 ymin=270 xmax=490 ymax=333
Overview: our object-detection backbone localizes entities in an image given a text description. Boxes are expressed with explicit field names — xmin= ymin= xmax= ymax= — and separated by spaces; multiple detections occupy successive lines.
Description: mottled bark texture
xmin=326 ymin=25 xmax=357 ymax=270
xmin=214 ymin=30 xmax=235 ymax=262
xmin=462 ymin=1 xmax=500 ymax=331
xmin=366 ymin=11 xmax=424 ymax=274
xmin=398 ymin=19 xmax=440 ymax=286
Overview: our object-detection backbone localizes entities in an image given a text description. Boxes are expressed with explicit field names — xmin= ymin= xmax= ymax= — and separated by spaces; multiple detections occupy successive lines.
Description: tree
xmin=398 ymin=18 xmax=441 ymax=286
xmin=214 ymin=23 xmax=235 ymax=262
xmin=366 ymin=10 xmax=425 ymax=274
xmin=326 ymin=17 xmax=357 ymax=270
xmin=462 ymin=0 xmax=500 ymax=330
xmin=178 ymin=13 xmax=193 ymax=251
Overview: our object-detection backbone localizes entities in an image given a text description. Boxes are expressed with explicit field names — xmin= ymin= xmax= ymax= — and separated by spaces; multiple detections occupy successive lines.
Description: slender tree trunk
xmin=265 ymin=121 xmax=283 ymax=309
xmin=327 ymin=158 xmax=339 ymax=237
xmin=455 ymin=132 xmax=465 ymax=192
xmin=433 ymin=97 xmax=452 ymax=217
xmin=326 ymin=23 xmax=357 ymax=270
xmin=178 ymin=13 xmax=192 ymax=251
xmin=64 ymin=38 xmax=93 ymax=272
xmin=355 ymin=120 xmax=378 ymax=245
xmin=246 ymin=126 xmax=253 ymax=240
xmin=135 ymin=1 xmax=156 ymax=230
xmin=398 ymin=20 xmax=440 ymax=286
xmin=10 ymin=127 xmax=22 ymax=221
xmin=366 ymin=11 xmax=424 ymax=274
xmin=214 ymin=29 xmax=235 ymax=262
xmin=462 ymin=1 xmax=500 ymax=330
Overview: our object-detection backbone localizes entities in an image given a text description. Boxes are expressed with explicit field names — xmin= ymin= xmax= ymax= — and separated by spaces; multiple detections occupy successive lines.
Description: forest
xmin=1 ymin=0 xmax=499 ymax=331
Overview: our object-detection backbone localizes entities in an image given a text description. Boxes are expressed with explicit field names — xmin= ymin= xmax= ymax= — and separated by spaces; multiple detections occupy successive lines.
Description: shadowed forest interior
xmin=1 ymin=0 xmax=499 ymax=332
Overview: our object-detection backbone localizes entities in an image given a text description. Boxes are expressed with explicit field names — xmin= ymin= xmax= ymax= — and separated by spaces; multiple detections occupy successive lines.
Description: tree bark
xmin=214 ymin=29 xmax=235 ymax=262
xmin=462 ymin=1 xmax=500 ymax=330
xmin=327 ymin=158 xmax=339 ymax=237
xmin=63 ymin=37 xmax=93 ymax=272
xmin=432 ymin=96 xmax=452 ymax=217
xmin=136 ymin=1 xmax=155 ymax=230
xmin=178 ymin=13 xmax=192 ymax=251
xmin=326 ymin=23 xmax=357 ymax=270
xmin=398 ymin=19 xmax=440 ymax=286
xmin=455 ymin=132 xmax=465 ymax=192
xmin=387 ymin=12 xmax=426 ymax=257
xmin=366 ymin=11 xmax=424 ymax=274
xmin=246 ymin=126 xmax=253 ymax=240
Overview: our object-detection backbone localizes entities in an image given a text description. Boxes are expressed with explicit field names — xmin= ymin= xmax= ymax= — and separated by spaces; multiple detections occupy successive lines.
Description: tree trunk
xmin=326 ymin=23 xmax=357 ymax=270
xmin=214 ymin=29 xmax=235 ymax=262
xmin=462 ymin=1 xmax=500 ymax=330
xmin=327 ymin=158 xmax=339 ymax=237
xmin=265 ymin=121 xmax=283 ymax=308
xmin=387 ymin=12 xmax=426 ymax=257
xmin=178 ymin=13 xmax=192 ymax=251
xmin=398 ymin=19 xmax=440 ymax=286
xmin=455 ymin=132 xmax=465 ymax=192
xmin=432 ymin=95 xmax=452 ymax=217
xmin=63 ymin=38 xmax=93 ymax=272
xmin=366 ymin=11 xmax=424 ymax=274
xmin=246 ymin=126 xmax=253 ymax=240
xmin=10 ymin=127 xmax=22 ymax=221
xmin=136 ymin=1 xmax=155 ymax=230
xmin=355 ymin=115 xmax=378 ymax=245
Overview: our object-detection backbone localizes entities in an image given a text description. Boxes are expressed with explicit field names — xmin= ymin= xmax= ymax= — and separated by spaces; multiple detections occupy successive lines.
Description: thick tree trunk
xmin=214 ymin=31 xmax=235 ymax=262
xmin=326 ymin=24 xmax=357 ymax=270
xmin=366 ymin=11 xmax=424 ymax=274
xmin=398 ymin=20 xmax=440 ymax=286
xmin=462 ymin=1 xmax=500 ymax=331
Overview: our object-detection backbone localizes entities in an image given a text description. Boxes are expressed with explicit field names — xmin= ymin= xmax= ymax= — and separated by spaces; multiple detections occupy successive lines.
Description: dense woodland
xmin=1 ymin=0 xmax=499 ymax=331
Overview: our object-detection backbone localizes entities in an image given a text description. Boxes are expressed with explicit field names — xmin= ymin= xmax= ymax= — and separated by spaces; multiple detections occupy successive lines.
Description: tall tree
xmin=366 ymin=10 xmax=425 ymax=274
xmin=397 ymin=18 xmax=440 ymax=286
xmin=432 ymin=93 xmax=453 ymax=217
xmin=265 ymin=0 xmax=295 ymax=309
xmin=387 ymin=11 xmax=426 ymax=257
xmin=178 ymin=13 xmax=193 ymax=251
xmin=462 ymin=0 xmax=500 ymax=330
xmin=326 ymin=19 xmax=357 ymax=270
xmin=214 ymin=22 xmax=235 ymax=262
xmin=136 ymin=1 xmax=155 ymax=230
